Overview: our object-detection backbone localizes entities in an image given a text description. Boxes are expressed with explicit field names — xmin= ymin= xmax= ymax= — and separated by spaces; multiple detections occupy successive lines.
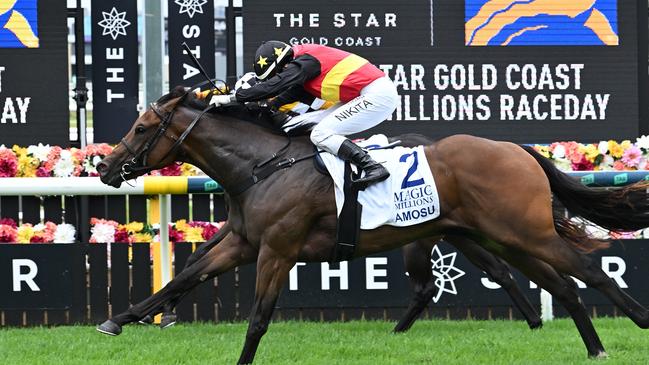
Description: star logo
xmin=430 ymin=245 xmax=465 ymax=303
xmin=257 ymin=55 xmax=268 ymax=68
xmin=175 ymin=0 xmax=208 ymax=18
xmin=274 ymin=47 xmax=284 ymax=57
xmin=97 ymin=7 xmax=131 ymax=40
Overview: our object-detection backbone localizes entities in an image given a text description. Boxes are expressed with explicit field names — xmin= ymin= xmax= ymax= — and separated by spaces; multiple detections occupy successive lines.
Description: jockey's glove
xmin=209 ymin=94 xmax=236 ymax=107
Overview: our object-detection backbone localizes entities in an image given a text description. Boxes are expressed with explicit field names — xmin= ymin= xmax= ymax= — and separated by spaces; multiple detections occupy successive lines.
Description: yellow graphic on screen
xmin=0 ymin=0 xmax=39 ymax=48
xmin=465 ymin=0 xmax=618 ymax=46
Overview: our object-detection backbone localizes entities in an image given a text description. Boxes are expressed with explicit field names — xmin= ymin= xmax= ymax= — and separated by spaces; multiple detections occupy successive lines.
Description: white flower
xmin=54 ymin=223 xmax=76 ymax=243
xmin=27 ymin=143 xmax=51 ymax=161
xmin=597 ymin=141 xmax=608 ymax=155
xmin=601 ymin=155 xmax=615 ymax=170
xmin=53 ymin=156 xmax=75 ymax=177
xmin=33 ymin=223 xmax=46 ymax=231
xmin=59 ymin=149 xmax=72 ymax=160
xmin=552 ymin=144 xmax=566 ymax=159
xmin=636 ymin=135 xmax=649 ymax=150
xmin=91 ymin=223 xmax=115 ymax=243
xmin=92 ymin=155 xmax=103 ymax=166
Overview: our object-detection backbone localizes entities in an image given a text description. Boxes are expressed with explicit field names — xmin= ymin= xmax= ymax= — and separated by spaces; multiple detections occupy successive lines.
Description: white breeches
xmin=308 ymin=76 xmax=399 ymax=154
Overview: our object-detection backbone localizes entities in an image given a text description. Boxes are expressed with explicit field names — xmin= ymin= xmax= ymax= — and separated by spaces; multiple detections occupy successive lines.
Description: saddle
xmin=313 ymin=141 xmax=402 ymax=263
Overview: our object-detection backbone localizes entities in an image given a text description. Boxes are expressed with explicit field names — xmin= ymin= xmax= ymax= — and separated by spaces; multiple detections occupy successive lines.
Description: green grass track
xmin=1 ymin=318 xmax=647 ymax=364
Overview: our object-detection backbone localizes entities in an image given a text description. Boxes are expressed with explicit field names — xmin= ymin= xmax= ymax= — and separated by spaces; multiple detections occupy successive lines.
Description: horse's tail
xmin=521 ymin=145 xmax=649 ymax=250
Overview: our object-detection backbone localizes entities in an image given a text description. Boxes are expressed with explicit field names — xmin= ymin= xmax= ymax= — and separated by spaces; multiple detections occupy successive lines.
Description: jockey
xmin=209 ymin=41 xmax=399 ymax=189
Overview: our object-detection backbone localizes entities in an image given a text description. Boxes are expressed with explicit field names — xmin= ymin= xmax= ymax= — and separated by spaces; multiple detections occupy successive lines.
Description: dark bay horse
xmin=96 ymin=88 xmax=649 ymax=363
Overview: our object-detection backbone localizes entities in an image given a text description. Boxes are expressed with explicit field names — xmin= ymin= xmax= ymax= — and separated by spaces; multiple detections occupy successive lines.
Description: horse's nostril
xmin=96 ymin=162 xmax=108 ymax=174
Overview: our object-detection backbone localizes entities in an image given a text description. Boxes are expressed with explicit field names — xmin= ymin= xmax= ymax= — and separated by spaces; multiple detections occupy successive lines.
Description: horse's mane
xmin=157 ymin=86 xmax=309 ymax=136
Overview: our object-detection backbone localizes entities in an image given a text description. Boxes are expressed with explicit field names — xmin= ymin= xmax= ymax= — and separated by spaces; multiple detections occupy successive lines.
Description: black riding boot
xmin=337 ymin=139 xmax=390 ymax=190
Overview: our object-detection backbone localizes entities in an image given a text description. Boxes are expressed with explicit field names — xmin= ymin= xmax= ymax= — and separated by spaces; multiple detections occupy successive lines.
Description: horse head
xmin=97 ymin=86 xmax=197 ymax=188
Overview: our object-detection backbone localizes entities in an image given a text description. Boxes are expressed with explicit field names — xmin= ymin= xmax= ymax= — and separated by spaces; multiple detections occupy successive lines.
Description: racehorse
xmin=96 ymin=87 xmax=649 ymax=363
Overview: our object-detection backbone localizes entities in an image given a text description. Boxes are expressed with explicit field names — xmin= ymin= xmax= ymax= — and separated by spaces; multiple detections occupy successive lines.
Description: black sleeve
xmin=234 ymin=55 xmax=321 ymax=103
xmin=268 ymin=85 xmax=318 ymax=109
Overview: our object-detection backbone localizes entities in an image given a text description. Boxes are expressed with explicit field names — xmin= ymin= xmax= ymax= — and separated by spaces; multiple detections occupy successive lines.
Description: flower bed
xmin=89 ymin=218 xmax=223 ymax=244
xmin=531 ymin=136 xmax=649 ymax=171
xmin=0 ymin=143 xmax=203 ymax=177
xmin=0 ymin=218 xmax=76 ymax=243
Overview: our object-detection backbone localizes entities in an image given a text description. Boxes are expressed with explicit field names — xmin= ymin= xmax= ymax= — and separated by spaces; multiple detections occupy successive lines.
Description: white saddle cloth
xmin=320 ymin=134 xmax=441 ymax=230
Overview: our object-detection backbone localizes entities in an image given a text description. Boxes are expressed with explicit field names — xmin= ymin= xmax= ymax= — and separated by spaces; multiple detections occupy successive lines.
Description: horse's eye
xmin=136 ymin=125 xmax=146 ymax=134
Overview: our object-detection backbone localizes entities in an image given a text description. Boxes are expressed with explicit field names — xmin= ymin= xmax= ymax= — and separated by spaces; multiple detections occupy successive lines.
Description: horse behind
xmin=96 ymin=88 xmax=649 ymax=364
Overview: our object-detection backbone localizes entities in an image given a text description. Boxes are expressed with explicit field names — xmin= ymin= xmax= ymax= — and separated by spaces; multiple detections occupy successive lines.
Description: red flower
xmin=0 ymin=225 xmax=18 ymax=242
xmin=114 ymin=228 xmax=130 ymax=243
xmin=158 ymin=163 xmax=182 ymax=176
xmin=0 ymin=148 xmax=18 ymax=177
xmin=30 ymin=235 xmax=46 ymax=243
xmin=168 ymin=227 xmax=184 ymax=242
xmin=571 ymin=156 xmax=594 ymax=171
xmin=202 ymin=224 xmax=219 ymax=240
xmin=0 ymin=218 xmax=17 ymax=228
xmin=36 ymin=167 xmax=51 ymax=177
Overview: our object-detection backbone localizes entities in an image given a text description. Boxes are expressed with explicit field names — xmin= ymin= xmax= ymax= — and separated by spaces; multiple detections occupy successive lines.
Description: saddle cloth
xmin=320 ymin=135 xmax=441 ymax=229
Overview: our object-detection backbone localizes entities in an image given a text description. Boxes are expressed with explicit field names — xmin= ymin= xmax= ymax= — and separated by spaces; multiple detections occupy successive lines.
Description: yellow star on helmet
xmin=274 ymin=47 xmax=284 ymax=57
xmin=257 ymin=55 xmax=268 ymax=68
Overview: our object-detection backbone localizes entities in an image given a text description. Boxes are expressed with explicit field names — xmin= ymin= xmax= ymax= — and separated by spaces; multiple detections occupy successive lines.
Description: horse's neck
xmin=180 ymin=111 xmax=303 ymax=193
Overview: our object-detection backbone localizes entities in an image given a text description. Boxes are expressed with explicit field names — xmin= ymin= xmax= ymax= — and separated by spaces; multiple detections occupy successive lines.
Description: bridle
xmin=117 ymin=80 xmax=221 ymax=183
xmin=114 ymin=79 xmax=321 ymax=196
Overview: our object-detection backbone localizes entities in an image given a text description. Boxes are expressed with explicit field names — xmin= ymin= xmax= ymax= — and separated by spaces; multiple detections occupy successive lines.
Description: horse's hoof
xmin=528 ymin=320 xmax=543 ymax=330
xmin=160 ymin=313 xmax=177 ymax=329
xmin=96 ymin=320 xmax=122 ymax=336
xmin=588 ymin=351 xmax=608 ymax=360
xmin=138 ymin=315 xmax=154 ymax=325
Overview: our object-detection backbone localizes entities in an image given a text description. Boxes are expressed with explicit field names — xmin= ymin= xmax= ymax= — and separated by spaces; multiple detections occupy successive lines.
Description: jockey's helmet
xmin=253 ymin=40 xmax=293 ymax=80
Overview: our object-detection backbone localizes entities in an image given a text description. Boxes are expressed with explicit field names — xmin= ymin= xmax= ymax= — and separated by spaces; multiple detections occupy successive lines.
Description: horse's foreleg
xmin=451 ymin=238 xmax=542 ymax=329
xmin=157 ymin=223 xmax=233 ymax=327
xmin=237 ymin=246 xmax=296 ymax=365
xmin=394 ymin=239 xmax=437 ymax=333
xmin=97 ymin=232 xmax=256 ymax=335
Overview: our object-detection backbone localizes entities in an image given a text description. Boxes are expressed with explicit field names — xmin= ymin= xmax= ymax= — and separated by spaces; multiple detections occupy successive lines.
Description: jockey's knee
xmin=310 ymin=128 xmax=346 ymax=154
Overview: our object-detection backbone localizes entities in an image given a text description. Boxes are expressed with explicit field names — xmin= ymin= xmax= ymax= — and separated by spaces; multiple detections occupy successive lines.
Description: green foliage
xmin=0 ymin=318 xmax=646 ymax=364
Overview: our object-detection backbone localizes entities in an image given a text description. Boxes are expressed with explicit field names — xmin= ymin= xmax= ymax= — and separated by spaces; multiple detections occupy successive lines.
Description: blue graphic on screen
xmin=0 ymin=0 xmax=39 ymax=48
xmin=465 ymin=0 xmax=618 ymax=46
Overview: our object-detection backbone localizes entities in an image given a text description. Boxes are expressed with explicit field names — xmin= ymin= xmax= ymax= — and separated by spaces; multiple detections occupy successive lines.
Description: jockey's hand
xmin=209 ymin=94 xmax=236 ymax=107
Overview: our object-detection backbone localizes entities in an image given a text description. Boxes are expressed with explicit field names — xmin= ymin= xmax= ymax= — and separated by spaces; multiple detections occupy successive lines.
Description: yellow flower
xmin=608 ymin=140 xmax=624 ymax=159
xmin=184 ymin=227 xmax=204 ymax=242
xmin=12 ymin=145 xmax=27 ymax=157
xmin=133 ymin=233 xmax=153 ymax=243
xmin=535 ymin=145 xmax=551 ymax=158
xmin=175 ymin=219 xmax=189 ymax=232
xmin=17 ymin=154 xmax=38 ymax=177
xmin=125 ymin=221 xmax=144 ymax=233
xmin=580 ymin=144 xmax=599 ymax=163
xmin=181 ymin=163 xmax=197 ymax=176
xmin=17 ymin=225 xmax=34 ymax=243
xmin=620 ymin=140 xmax=632 ymax=150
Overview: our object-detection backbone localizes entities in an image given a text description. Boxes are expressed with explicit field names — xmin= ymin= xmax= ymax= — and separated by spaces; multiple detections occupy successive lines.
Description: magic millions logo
xmin=0 ymin=0 xmax=39 ymax=48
